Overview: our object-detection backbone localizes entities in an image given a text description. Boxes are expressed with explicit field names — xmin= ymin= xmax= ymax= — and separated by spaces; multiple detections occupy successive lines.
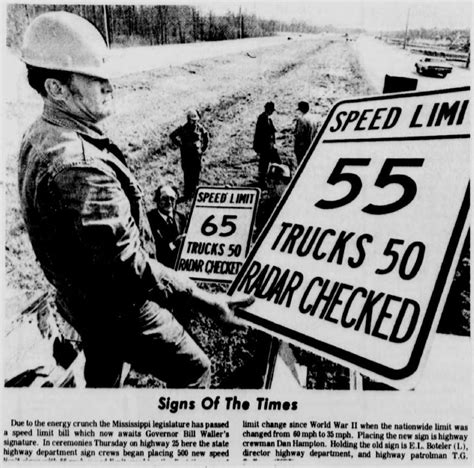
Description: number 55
xmin=315 ymin=158 xmax=424 ymax=215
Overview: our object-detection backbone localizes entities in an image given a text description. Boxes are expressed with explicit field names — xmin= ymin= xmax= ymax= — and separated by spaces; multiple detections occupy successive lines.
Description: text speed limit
xmin=175 ymin=187 xmax=259 ymax=283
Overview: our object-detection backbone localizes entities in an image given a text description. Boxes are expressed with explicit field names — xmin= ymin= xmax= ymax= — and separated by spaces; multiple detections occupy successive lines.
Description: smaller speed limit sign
xmin=229 ymin=87 xmax=470 ymax=388
xmin=175 ymin=186 xmax=260 ymax=283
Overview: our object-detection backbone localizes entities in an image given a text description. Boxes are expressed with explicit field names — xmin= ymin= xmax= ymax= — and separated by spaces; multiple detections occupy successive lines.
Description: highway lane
xmin=353 ymin=36 xmax=470 ymax=93
xmin=4 ymin=33 xmax=316 ymax=102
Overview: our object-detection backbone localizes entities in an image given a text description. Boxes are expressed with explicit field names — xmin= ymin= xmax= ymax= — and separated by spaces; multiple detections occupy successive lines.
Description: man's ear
xmin=44 ymin=78 xmax=70 ymax=102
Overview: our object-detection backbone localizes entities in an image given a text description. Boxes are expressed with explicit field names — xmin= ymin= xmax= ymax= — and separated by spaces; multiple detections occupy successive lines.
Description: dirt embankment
xmin=109 ymin=37 xmax=374 ymax=193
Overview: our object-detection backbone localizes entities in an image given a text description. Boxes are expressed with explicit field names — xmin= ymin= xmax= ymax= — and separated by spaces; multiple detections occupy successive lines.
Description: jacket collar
xmin=41 ymin=99 xmax=128 ymax=165
xmin=42 ymin=99 xmax=107 ymax=143
xmin=157 ymin=209 xmax=175 ymax=223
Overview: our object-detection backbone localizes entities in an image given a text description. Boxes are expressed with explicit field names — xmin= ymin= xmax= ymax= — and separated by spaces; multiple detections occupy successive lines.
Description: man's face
xmin=65 ymin=73 xmax=114 ymax=123
xmin=187 ymin=112 xmax=199 ymax=127
xmin=157 ymin=186 xmax=177 ymax=215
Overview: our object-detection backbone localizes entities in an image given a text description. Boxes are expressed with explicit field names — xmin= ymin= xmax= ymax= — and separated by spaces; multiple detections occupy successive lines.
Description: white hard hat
xmin=21 ymin=11 xmax=112 ymax=79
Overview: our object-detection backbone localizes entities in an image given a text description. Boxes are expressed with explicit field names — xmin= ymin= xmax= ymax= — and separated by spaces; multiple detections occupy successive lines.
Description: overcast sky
xmin=198 ymin=1 xmax=472 ymax=31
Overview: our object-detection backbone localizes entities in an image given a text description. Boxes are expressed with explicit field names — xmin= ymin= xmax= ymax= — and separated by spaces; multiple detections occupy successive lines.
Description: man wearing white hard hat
xmin=18 ymin=12 xmax=252 ymax=387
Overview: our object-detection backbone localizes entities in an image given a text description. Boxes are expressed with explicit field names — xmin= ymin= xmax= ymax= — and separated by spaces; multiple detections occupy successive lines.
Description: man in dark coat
xmin=148 ymin=184 xmax=186 ymax=268
xmin=253 ymin=101 xmax=281 ymax=187
xmin=18 ymin=12 xmax=252 ymax=388
xmin=294 ymin=101 xmax=319 ymax=165
xmin=170 ymin=110 xmax=209 ymax=200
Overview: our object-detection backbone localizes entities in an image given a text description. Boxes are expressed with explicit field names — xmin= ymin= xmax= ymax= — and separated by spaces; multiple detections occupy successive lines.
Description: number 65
xmin=201 ymin=214 xmax=238 ymax=237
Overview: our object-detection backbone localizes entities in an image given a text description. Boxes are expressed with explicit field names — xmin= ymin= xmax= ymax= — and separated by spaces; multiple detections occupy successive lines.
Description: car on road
xmin=415 ymin=56 xmax=453 ymax=78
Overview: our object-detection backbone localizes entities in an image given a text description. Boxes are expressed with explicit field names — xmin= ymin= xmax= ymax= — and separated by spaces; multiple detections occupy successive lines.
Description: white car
xmin=415 ymin=56 xmax=453 ymax=78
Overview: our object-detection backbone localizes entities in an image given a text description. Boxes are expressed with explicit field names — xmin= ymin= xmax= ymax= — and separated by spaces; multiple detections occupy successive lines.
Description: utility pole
xmin=403 ymin=8 xmax=410 ymax=49
xmin=239 ymin=6 xmax=244 ymax=39
xmin=103 ymin=5 xmax=110 ymax=47
xmin=238 ymin=6 xmax=241 ymax=39
xmin=466 ymin=41 xmax=470 ymax=69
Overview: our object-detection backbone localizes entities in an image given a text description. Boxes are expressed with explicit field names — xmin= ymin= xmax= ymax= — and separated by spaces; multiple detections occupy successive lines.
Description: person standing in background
xmin=294 ymin=100 xmax=319 ymax=165
xmin=170 ymin=110 xmax=209 ymax=200
xmin=253 ymin=101 xmax=281 ymax=187
xmin=148 ymin=184 xmax=187 ymax=268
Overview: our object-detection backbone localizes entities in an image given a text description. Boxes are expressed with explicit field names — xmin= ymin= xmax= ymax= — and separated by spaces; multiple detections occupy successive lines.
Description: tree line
xmin=7 ymin=4 xmax=336 ymax=50
xmin=383 ymin=28 xmax=470 ymax=52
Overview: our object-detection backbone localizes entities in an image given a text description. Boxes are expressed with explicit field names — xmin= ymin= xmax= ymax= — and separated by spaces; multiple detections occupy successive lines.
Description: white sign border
xmin=228 ymin=86 xmax=470 ymax=386
xmin=176 ymin=185 xmax=260 ymax=284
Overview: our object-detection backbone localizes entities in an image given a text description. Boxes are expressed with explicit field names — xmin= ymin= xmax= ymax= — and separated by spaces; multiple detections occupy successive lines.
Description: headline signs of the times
xmin=229 ymin=87 xmax=470 ymax=388
xmin=176 ymin=186 xmax=259 ymax=283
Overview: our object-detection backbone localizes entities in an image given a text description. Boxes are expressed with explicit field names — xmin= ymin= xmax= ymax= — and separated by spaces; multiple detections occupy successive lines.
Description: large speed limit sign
xmin=229 ymin=87 xmax=470 ymax=388
xmin=176 ymin=186 xmax=259 ymax=283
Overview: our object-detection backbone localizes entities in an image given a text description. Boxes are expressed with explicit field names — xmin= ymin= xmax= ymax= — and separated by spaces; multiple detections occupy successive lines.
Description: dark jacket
xmin=253 ymin=112 xmax=276 ymax=154
xmin=170 ymin=122 xmax=209 ymax=158
xmin=18 ymin=101 xmax=193 ymax=332
xmin=294 ymin=113 xmax=319 ymax=161
xmin=147 ymin=209 xmax=187 ymax=268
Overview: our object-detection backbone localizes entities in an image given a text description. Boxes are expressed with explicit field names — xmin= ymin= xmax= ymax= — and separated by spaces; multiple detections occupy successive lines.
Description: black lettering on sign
xmin=341 ymin=288 xmax=367 ymax=328
xmin=298 ymin=276 xmax=420 ymax=343
xmin=312 ymin=229 xmax=336 ymax=260
xmin=390 ymin=299 xmax=420 ymax=343
xmin=270 ymin=222 xmax=373 ymax=269
xmin=368 ymin=107 xmax=388 ymax=130
xmin=205 ymin=260 xmax=242 ymax=275
xmin=229 ymin=192 xmax=255 ymax=204
xmin=375 ymin=238 xmax=426 ymax=280
xmin=178 ymin=258 xmax=204 ymax=272
xmin=187 ymin=241 xmax=226 ymax=256
xmin=235 ymin=261 xmax=304 ymax=308
xmin=436 ymin=100 xmax=462 ymax=126
xmin=329 ymin=107 xmax=402 ymax=133
xmin=348 ymin=234 xmax=374 ymax=268
xmin=316 ymin=158 xmax=423 ymax=215
xmin=197 ymin=192 xmax=227 ymax=203
xmin=382 ymin=107 xmax=401 ymax=129
xmin=409 ymin=100 xmax=469 ymax=128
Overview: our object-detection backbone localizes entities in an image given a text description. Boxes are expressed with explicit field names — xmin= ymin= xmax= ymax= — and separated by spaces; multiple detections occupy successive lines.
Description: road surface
xmin=108 ymin=34 xmax=312 ymax=76
xmin=4 ymin=33 xmax=315 ymax=100
xmin=353 ymin=36 xmax=470 ymax=93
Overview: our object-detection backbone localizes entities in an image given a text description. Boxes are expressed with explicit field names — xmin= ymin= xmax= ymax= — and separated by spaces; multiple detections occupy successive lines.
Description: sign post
xmin=176 ymin=186 xmax=259 ymax=284
xmin=229 ymin=87 xmax=470 ymax=389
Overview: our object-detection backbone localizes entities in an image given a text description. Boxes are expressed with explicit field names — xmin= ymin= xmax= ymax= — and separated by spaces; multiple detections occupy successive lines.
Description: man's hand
xmin=155 ymin=267 xmax=254 ymax=327
xmin=192 ymin=289 xmax=254 ymax=327
xmin=212 ymin=294 xmax=255 ymax=327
